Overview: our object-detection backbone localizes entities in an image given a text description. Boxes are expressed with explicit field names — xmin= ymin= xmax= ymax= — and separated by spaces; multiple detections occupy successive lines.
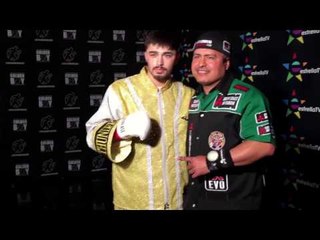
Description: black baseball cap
xmin=191 ymin=31 xmax=231 ymax=57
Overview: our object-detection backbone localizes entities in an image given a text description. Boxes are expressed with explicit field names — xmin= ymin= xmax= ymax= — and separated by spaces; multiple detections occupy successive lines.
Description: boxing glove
xmin=116 ymin=111 xmax=151 ymax=141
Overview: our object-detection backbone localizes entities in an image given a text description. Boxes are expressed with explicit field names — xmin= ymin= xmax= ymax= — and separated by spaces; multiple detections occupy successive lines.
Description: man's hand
xmin=178 ymin=155 xmax=210 ymax=178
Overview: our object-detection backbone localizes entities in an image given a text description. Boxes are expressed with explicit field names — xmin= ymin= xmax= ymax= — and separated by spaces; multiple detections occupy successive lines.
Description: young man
xmin=86 ymin=30 xmax=194 ymax=210
xmin=179 ymin=31 xmax=276 ymax=210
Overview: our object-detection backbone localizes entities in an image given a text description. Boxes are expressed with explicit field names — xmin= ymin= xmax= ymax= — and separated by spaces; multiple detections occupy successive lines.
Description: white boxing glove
xmin=116 ymin=111 xmax=151 ymax=141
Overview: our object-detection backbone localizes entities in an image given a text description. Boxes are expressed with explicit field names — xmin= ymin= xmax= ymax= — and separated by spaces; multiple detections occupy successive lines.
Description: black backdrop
xmin=1 ymin=29 xmax=319 ymax=211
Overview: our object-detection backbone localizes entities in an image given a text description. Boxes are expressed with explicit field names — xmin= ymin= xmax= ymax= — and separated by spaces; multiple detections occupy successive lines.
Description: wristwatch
xmin=207 ymin=150 xmax=219 ymax=161
xmin=206 ymin=149 xmax=234 ymax=171
xmin=206 ymin=150 xmax=219 ymax=171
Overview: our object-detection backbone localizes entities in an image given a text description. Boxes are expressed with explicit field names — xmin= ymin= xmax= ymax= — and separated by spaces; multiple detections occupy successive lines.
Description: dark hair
xmin=144 ymin=30 xmax=180 ymax=51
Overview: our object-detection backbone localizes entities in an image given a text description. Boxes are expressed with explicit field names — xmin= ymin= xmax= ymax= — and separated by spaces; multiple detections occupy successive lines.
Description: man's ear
xmin=225 ymin=58 xmax=230 ymax=70
xmin=144 ymin=51 xmax=147 ymax=61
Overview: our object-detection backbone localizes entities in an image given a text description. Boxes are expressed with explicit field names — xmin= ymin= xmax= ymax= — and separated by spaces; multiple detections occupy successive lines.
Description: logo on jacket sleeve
xmin=255 ymin=111 xmax=268 ymax=123
xmin=257 ymin=124 xmax=271 ymax=136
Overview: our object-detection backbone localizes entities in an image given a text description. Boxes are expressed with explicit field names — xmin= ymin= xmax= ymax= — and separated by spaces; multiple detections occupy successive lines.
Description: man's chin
xmin=154 ymin=75 xmax=169 ymax=82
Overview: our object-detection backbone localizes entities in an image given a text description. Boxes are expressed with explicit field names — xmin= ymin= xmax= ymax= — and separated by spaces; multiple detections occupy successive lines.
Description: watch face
xmin=207 ymin=151 xmax=218 ymax=162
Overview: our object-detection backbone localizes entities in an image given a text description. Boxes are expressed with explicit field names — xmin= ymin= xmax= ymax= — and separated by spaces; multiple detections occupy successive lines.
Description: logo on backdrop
xmin=114 ymin=72 xmax=126 ymax=81
xmin=283 ymin=89 xmax=320 ymax=118
xmin=136 ymin=30 xmax=149 ymax=43
xmin=66 ymin=117 xmax=80 ymax=129
xmin=113 ymin=30 xmax=126 ymax=41
xmin=238 ymin=57 xmax=269 ymax=82
xmin=136 ymin=51 xmax=145 ymax=63
xmin=68 ymin=159 xmax=81 ymax=172
xmin=88 ymin=30 xmax=102 ymax=41
xmin=66 ymin=136 xmax=80 ymax=152
xmin=92 ymin=155 xmax=107 ymax=171
xmin=40 ymin=115 xmax=55 ymax=132
xmin=281 ymin=126 xmax=304 ymax=154
xmin=40 ymin=140 xmax=54 ymax=152
xmin=90 ymin=70 xmax=104 ymax=85
xmin=283 ymin=53 xmax=320 ymax=82
xmin=64 ymin=91 xmax=79 ymax=108
xmin=35 ymin=30 xmax=50 ymax=40
xmin=88 ymin=50 xmax=102 ymax=63
xmin=7 ymin=30 xmax=22 ymax=38
xmin=41 ymin=158 xmax=57 ymax=175
xmin=282 ymin=53 xmax=308 ymax=82
xmin=63 ymin=30 xmax=77 ymax=40
xmin=62 ymin=47 xmax=77 ymax=64
xmin=112 ymin=48 xmax=126 ymax=65
xmin=240 ymin=32 xmax=271 ymax=50
xmin=9 ymin=93 xmax=25 ymax=109
xmin=15 ymin=163 xmax=29 ymax=176
xmin=64 ymin=72 xmax=78 ymax=85
xmin=11 ymin=139 xmax=27 ymax=155
xmin=36 ymin=49 xmax=50 ymax=62
xmin=292 ymin=127 xmax=320 ymax=152
xmin=10 ymin=72 xmax=25 ymax=86
xmin=38 ymin=70 xmax=53 ymax=85
xmin=6 ymin=45 xmax=22 ymax=62
xmin=13 ymin=119 xmax=27 ymax=132
xmin=282 ymin=89 xmax=306 ymax=119
xmin=90 ymin=94 xmax=103 ymax=107
xmin=38 ymin=95 xmax=53 ymax=108
xmin=287 ymin=29 xmax=320 ymax=45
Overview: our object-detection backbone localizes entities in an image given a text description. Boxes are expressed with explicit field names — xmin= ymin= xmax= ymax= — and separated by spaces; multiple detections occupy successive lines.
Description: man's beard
xmin=154 ymin=74 xmax=169 ymax=81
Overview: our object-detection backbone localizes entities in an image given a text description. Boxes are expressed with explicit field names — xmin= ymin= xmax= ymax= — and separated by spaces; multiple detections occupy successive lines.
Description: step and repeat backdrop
xmin=230 ymin=30 xmax=320 ymax=210
xmin=1 ymin=29 xmax=319 ymax=210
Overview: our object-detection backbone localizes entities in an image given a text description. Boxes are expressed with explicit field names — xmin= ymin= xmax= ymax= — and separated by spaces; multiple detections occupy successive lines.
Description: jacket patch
xmin=255 ymin=111 xmax=268 ymax=123
xmin=208 ymin=131 xmax=225 ymax=150
xmin=204 ymin=175 xmax=229 ymax=191
xmin=189 ymin=98 xmax=200 ymax=111
xmin=234 ymin=84 xmax=249 ymax=92
xmin=213 ymin=93 xmax=241 ymax=110
xmin=257 ymin=123 xmax=271 ymax=136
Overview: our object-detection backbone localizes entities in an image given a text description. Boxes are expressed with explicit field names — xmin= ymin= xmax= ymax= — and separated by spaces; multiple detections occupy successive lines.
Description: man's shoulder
xmin=110 ymin=74 xmax=136 ymax=87
xmin=231 ymin=79 xmax=263 ymax=95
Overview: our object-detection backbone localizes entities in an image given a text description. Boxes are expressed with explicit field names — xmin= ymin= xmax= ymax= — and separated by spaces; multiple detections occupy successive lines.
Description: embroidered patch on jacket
xmin=212 ymin=93 xmax=241 ymax=110
xmin=234 ymin=84 xmax=249 ymax=92
xmin=189 ymin=98 xmax=200 ymax=111
xmin=204 ymin=174 xmax=229 ymax=191
xmin=255 ymin=111 xmax=269 ymax=123
xmin=208 ymin=131 xmax=226 ymax=150
xmin=257 ymin=123 xmax=271 ymax=136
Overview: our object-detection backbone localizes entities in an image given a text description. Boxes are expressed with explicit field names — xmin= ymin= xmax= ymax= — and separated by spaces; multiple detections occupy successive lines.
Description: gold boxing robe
xmin=86 ymin=67 xmax=194 ymax=210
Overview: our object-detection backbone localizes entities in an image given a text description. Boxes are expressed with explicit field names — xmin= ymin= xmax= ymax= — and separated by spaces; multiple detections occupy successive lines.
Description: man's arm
xmin=86 ymin=85 xmax=151 ymax=163
xmin=179 ymin=140 xmax=275 ymax=178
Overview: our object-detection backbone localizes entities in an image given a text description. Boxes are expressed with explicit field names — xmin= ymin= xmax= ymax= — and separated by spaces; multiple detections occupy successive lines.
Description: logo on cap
xmin=194 ymin=39 xmax=213 ymax=49
xmin=223 ymin=40 xmax=231 ymax=54
xmin=192 ymin=39 xmax=231 ymax=56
